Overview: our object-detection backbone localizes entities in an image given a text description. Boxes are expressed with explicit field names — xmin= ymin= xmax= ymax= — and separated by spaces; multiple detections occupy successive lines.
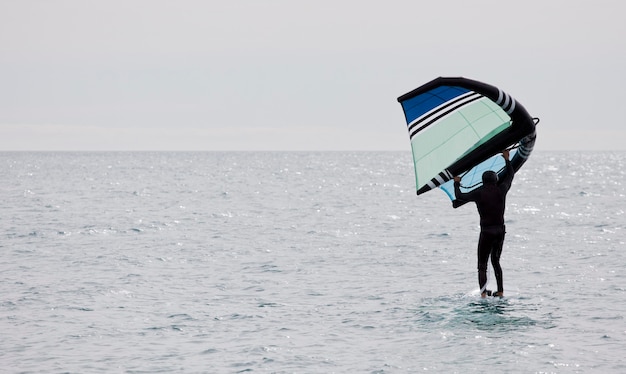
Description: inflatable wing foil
xmin=397 ymin=77 xmax=537 ymax=208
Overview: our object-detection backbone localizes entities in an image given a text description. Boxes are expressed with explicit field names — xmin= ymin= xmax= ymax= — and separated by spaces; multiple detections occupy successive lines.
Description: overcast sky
xmin=1 ymin=0 xmax=624 ymax=151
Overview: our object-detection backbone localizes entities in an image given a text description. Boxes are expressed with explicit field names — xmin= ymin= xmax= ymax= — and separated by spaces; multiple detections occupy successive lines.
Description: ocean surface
xmin=1 ymin=151 xmax=624 ymax=373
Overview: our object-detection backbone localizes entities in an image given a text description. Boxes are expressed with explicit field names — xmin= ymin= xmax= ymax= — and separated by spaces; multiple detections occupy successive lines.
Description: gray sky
xmin=1 ymin=0 xmax=624 ymax=151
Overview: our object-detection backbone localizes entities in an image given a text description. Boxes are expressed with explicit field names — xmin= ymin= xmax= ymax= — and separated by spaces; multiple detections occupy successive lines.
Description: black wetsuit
xmin=454 ymin=158 xmax=514 ymax=294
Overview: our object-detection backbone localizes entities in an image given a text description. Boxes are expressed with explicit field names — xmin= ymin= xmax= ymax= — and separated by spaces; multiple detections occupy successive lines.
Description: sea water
xmin=1 ymin=151 xmax=624 ymax=373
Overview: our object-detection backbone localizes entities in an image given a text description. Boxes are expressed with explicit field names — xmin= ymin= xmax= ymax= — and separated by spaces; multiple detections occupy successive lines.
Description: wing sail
xmin=397 ymin=77 xmax=537 ymax=207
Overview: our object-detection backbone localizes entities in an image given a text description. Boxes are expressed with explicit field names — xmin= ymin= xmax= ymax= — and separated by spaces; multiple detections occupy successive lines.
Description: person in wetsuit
xmin=453 ymin=150 xmax=514 ymax=298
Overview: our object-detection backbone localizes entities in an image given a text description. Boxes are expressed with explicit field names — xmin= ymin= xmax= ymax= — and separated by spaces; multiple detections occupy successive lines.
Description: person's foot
xmin=481 ymin=290 xmax=493 ymax=298
xmin=492 ymin=291 xmax=503 ymax=298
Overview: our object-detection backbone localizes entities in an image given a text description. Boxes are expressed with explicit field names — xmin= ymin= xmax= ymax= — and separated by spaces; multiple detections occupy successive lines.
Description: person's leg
xmin=490 ymin=228 xmax=506 ymax=297
xmin=477 ymin=231 xmax=492 ymax=297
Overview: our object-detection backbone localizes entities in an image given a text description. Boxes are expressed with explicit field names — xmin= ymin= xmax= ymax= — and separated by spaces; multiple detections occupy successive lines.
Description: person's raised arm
xmin=454 ymin=176 xmax=469 ymax=201
xmin=499 ymin=149 xmax=514 ymax=191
